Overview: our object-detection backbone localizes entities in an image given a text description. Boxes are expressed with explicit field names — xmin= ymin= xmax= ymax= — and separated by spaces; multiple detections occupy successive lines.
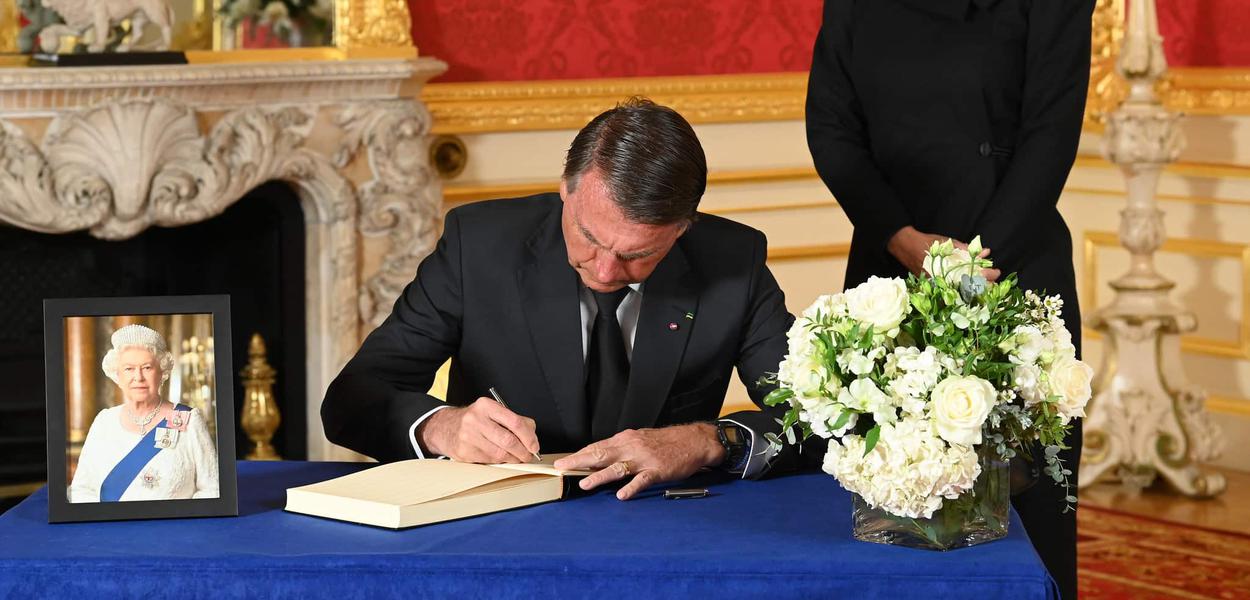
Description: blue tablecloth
xmin=0 ymin=461 xmax=1055 ymax=599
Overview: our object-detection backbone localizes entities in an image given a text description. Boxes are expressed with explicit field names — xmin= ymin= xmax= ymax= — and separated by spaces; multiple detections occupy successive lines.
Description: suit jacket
xmin=806 ymin=0 xmax=1092 ymax=345
xmin=322 ymin=194 xmax=800 ymax=471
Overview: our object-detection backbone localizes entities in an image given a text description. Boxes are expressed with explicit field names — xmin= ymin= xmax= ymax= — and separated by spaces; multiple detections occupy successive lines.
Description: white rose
xmin=845 ymin=276 xmax=910 ymax=336
xmin=930 ymin=375 xmax=997 ymax=446
xmin=922 ymin=247 xmax=975 ymax=285
xmin=1048 ymin=356 xmax=1093 ymax=422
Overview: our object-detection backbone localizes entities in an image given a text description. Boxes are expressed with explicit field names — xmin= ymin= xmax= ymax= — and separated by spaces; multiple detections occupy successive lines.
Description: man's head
xmin=559 ymin=97 xmax=707 ymax=293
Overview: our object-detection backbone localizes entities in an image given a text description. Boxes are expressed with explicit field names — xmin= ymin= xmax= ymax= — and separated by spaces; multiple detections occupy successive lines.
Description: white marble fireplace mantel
xmin=0 ymin=57 xmax=448 ymax=461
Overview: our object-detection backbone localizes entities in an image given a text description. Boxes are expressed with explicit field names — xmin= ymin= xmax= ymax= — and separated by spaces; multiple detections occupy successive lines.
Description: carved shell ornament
xmin=43 ymin=99 xmax=202 ymax=239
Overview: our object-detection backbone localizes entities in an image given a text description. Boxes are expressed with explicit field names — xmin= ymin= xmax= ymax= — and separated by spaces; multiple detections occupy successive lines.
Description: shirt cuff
xmin=717 ymin=418 xmax=776 ymax=480
xmin=408 ymin=405 xmax=451 ymax=459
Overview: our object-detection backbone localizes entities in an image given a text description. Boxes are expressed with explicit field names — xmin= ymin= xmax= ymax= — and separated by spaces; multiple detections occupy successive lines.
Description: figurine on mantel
xmin=37 ymin=0 xmax=174 ymax=54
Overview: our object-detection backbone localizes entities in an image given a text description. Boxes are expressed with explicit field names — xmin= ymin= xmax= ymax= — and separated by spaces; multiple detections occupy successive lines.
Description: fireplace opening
xmin=0 ymin=181 xmax=307 ymax=509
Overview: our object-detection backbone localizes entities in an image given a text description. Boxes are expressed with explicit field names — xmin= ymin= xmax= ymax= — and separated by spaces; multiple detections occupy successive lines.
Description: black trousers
xmin=1012 ymin=421 xmax=1082 ymax=600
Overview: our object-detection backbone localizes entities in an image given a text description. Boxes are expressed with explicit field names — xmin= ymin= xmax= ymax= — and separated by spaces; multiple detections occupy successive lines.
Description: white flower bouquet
xmin=763 ymin=237 xmax=1092 ymax=549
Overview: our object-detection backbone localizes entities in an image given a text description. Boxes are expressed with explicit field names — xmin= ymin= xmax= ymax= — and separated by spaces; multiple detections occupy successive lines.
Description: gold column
xmin=0 ymin=0 xmax=18 ymax=53
xmin=65 ymin=317 xmax=96 ymax=481
xmin=240 ymin=333 xmax=281 ymax=460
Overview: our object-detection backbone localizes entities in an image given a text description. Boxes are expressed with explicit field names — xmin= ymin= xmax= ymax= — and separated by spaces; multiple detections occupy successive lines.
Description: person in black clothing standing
xmin=806 ymin=1 xmax=1093 ymax=598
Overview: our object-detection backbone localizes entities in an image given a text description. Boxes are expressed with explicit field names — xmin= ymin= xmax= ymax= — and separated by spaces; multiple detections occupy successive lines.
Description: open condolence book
xmin=285 ymin=454 xmax=592 ymax=529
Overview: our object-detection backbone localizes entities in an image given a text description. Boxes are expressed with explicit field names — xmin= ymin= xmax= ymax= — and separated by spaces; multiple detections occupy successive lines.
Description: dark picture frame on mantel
xmin=43 ymin=295 xmax=238 ymax=523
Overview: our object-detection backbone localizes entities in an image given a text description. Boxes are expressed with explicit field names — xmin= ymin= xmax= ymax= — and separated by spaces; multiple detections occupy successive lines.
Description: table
xmin=0 ymin=461 xmax=1056 ymax=598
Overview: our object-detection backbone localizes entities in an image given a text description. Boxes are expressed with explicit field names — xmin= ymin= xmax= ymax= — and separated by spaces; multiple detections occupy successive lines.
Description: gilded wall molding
xmin=1082 ymin=230 xmax=1250 ymax=359
xmin=422 ymin=73 xmax=807 ymax=134
xmin=443 ymin=166 xmax=820 ymax=205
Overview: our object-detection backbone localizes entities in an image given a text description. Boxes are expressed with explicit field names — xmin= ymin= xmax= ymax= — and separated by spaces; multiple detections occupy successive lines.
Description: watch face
xmin=722 ymin=424 xmax=745 ymax=445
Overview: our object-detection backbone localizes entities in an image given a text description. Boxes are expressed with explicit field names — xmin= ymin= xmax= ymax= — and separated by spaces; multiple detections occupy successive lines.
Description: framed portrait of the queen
xmin=44 ymin=295 xmax=238 ymax=523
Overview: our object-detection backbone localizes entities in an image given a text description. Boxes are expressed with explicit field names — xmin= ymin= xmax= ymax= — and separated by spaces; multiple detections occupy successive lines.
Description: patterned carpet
xmin=1078 ymin=505 xmax=1250 ymax=599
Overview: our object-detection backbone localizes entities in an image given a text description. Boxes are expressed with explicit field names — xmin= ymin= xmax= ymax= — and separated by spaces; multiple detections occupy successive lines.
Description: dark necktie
xmin=587 ymin=288 xmax=631 ymax=441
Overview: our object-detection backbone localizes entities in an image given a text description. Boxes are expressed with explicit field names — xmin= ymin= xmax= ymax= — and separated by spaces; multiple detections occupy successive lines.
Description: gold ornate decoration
xmin=0 ymin=0 xmax=18 ymax=53
xmin=335 ymin=0 xmax=416 ymax=58
xmin=1087 ymin=0 xmax=1128 ymax=128
xmin=240 ymin=333 xmax=281 ymax=461
xmin=1163 ymin=68 xmax=1250 ymax=114
xmin=422 ymin=73 xmax=807 ymax=134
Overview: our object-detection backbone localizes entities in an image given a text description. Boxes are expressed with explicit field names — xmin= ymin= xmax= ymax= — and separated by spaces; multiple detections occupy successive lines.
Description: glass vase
xmin=851 ymin=446 xmax=1009 ymax=550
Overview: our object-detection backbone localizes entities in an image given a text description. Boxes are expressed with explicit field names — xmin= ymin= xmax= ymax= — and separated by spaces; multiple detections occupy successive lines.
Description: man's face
xmin=560 ymin=169 xmax=688 ymax=293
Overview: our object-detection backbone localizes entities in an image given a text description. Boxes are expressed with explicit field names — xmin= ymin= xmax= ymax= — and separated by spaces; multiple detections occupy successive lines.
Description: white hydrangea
xmin=822 ymin=421 xmax=982 ymax=519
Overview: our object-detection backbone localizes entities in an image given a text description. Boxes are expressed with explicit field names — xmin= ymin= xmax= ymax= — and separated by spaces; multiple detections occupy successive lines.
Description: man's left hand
xmin=553 ymin=423 xmax=726 ymax=500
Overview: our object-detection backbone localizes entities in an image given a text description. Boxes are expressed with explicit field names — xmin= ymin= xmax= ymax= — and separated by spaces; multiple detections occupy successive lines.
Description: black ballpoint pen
xmin=488 ymin=387 xmax=542 ymax=462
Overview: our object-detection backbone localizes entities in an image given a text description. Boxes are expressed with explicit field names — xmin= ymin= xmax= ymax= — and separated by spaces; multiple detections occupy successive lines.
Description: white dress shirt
xmin=407 ymin=281 xmax=766 ymax=478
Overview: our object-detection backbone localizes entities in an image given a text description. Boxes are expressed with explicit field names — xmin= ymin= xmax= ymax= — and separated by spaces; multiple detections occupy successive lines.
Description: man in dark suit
xmin=805 ymin=1 xmax=1094 ymax=598
xmin=323 ymin=98 xmax=799 ymax=499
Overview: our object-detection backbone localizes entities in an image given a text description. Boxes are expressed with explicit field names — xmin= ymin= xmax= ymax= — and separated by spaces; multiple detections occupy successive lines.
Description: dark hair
xmin=562 ymin=97 xmax=707 ymax=225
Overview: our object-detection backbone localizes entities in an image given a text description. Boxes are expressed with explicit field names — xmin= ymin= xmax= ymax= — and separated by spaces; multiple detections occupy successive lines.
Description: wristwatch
xmin=715 ymin=421 xmax=751 ymax=474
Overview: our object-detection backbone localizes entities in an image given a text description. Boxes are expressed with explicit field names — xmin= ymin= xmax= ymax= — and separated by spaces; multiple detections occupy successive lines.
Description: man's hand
xmin=417 ymin=398 xmax=540 ymax=464
xmin=553 ymin=423 xmax=726 ymax=500
xmin=887 ymin=226 xmax=1001 ymax=282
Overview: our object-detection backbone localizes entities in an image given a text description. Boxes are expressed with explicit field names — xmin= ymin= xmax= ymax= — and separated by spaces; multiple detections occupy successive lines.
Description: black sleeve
xmin=973 ymin=0 xmax=1095 ymax=270
xmin=806 ymin=0 xmax=913 ymax=253
xmin=722 ymin=230 xmax=822 ymax=477
xmin=320 ymin=210 xmax=466 ymax=462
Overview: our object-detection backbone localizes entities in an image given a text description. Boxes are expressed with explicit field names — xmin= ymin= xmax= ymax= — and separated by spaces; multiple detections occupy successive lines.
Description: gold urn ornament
xmin=240 ymin=333 xmax=281 ymax=461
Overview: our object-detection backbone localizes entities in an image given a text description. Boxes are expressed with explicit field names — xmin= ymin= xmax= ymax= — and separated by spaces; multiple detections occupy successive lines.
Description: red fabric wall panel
xmin=1157 ymin=0 xmax=1250 ymax=68
xmin=408 ymin=0 xmax=822 ymax=82
xmin=407 ymin=0 xmax=1250 ymax=83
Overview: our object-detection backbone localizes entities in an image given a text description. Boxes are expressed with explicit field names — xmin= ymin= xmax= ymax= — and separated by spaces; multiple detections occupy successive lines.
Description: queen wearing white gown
xmin=69 ymin=324 xmax=219 ymax=503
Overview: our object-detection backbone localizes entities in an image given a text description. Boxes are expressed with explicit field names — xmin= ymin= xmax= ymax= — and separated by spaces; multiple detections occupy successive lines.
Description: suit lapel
xmin=516 ymin=209 xmax=589 ymax=443
xmin=618 ymin=243 xmax=699 ymax=432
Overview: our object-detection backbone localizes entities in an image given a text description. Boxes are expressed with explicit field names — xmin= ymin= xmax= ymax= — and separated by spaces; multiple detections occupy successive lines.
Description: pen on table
xmin=489 ymin=386 xmax=542 ymax=462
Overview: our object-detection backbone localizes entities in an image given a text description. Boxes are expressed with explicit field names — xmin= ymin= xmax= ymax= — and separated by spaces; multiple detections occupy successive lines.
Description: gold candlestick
xmin=240 ymin=333 xmax=282 ymax=461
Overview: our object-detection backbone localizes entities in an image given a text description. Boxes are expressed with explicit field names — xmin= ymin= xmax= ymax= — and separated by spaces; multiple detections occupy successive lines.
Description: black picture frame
xmin=43 ymin=295 xmax=238 ymax=523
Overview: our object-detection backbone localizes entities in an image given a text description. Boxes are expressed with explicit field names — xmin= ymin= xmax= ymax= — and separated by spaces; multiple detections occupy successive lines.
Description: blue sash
xmin=100 ymin=404 xmax=192 ymax=502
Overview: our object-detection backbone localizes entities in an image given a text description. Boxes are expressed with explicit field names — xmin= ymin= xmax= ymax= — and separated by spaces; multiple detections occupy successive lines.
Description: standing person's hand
xmin=887 ymin=226 xmax=1001 ymax=282
xmin=416 ymin=398 xmax=540 ymax=463
xmin=553 ymin=423 xmax=725 ymax=500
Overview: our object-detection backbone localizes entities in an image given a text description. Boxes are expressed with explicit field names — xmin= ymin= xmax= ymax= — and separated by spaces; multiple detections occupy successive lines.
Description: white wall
xmin=440 ymin=113 xmax=1250 ymax=472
